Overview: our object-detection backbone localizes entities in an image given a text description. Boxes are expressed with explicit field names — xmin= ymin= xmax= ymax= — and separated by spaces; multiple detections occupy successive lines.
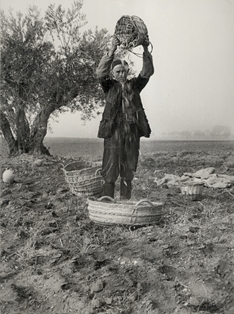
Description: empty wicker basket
xmin=63 ymin=161 xmax=103 ymax=197
xmin=87 ymin=196 xmax=164 ymax=226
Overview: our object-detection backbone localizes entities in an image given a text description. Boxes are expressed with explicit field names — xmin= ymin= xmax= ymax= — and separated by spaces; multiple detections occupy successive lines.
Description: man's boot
xmin=120 ymin=179 xmax=132 ymax=200
xmin=102 ymin=182 xmax=115 ymax=199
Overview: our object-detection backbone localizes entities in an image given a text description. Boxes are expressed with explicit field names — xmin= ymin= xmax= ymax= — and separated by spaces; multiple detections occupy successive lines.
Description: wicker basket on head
xmin=87 ymin=196 xmax=164 ymax=226
xmin=63 ymin=161 xmax=103 ymax=197
xmin=114 ymin=15 xmax=149 ymax=49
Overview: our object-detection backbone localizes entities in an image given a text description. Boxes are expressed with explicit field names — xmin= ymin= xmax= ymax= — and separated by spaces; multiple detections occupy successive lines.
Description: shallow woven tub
xmin=63 ymin=161 xmax=103 ymax=197
xmin=87 ymin=196 xmax=164 ymax=226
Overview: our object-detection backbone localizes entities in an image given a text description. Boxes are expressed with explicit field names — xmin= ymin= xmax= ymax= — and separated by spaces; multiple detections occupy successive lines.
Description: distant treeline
xmin=160 ymin=125 xmax=233 ymax=140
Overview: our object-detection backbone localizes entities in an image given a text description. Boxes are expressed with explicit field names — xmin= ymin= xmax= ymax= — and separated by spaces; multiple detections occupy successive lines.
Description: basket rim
xmin=63 ymin=162 xmax=101 ymax=172
xmin=88 ymin=210 xmax=162 ymax=217
xmin=87 ymin=197 xmax=164 ymax=208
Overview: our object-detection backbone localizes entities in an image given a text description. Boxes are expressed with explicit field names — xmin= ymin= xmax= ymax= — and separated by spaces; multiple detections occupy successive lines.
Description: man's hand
xmin=142 ymin=35 xmax=150 ymax=51
xmin=112 ymin=36 xmax=120 ymax=48
xmin=109 ymin=36 xmax=119 ymax=56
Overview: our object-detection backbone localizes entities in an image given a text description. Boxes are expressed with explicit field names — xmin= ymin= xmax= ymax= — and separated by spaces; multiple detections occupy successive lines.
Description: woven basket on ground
xmin=180 ymin=182 xmax=203 ymax=201
xmin=63 ymin=161 xmax=103 ymax=197
xmin=114 ymin=15 xmax=149 ymax=49
xmin=87 ymin=196 xmax=164 ymax=226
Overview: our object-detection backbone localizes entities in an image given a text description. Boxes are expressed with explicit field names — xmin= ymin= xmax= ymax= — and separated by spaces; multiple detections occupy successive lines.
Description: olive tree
xmin=0 ymin=1 xmax=111 ymax=155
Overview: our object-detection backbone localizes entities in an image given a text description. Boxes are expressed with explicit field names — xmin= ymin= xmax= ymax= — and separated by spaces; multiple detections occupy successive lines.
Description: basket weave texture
xmin=180 ymin=182 xmax=203 ymax=200
xmin=114 ymin=15 xmax=149 ymax=49
xmin=87 ymin=196 xmax=164 ymax=226
xmin=180 ymin=183 xmax=203 ymax=196
xmin=63 ymin=161 xmax=103 ymax=197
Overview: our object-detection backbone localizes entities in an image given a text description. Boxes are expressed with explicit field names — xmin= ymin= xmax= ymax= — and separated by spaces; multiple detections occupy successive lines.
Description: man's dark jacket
xmin=96 ymin=49 xmax=154 ymax=139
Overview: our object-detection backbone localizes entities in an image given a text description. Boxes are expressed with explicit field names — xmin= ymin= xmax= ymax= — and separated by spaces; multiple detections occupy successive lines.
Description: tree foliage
xmin=0 ymin=1 xmax=112 ymax=155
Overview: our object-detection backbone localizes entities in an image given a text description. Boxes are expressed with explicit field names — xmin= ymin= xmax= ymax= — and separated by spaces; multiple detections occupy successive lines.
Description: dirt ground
xmin=0 ymin=149 xmax=234 ymax=314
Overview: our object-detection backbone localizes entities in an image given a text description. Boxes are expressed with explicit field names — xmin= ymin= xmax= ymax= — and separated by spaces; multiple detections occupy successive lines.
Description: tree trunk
xmin=29 ymin=103 xmax=57 ymax=155
xmin=15 ymin=107 xmax=31 ymax=153
xmin=0 ymin=110 xmax=18 ymax=155
xmin=0 ymin=105 xmax=52 ymax=156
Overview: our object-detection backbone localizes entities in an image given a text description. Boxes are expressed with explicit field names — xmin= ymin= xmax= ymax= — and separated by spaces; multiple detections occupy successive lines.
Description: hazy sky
xmin=1 ymin=0 xmax=234 ymax=138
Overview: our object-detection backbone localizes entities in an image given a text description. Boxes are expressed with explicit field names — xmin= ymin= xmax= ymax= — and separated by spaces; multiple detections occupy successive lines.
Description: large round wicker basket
xmin=63 ymin=161 xmax=103 ymax=197
xmin=114 ymin=15 xmax=149 ymax=49
xmin=87 ymin=196 xmax=164 ymax=226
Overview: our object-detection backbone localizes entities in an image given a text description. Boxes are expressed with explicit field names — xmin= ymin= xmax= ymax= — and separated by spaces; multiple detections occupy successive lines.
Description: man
xmin=96 ymin=36 xmax=154 ymax=200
